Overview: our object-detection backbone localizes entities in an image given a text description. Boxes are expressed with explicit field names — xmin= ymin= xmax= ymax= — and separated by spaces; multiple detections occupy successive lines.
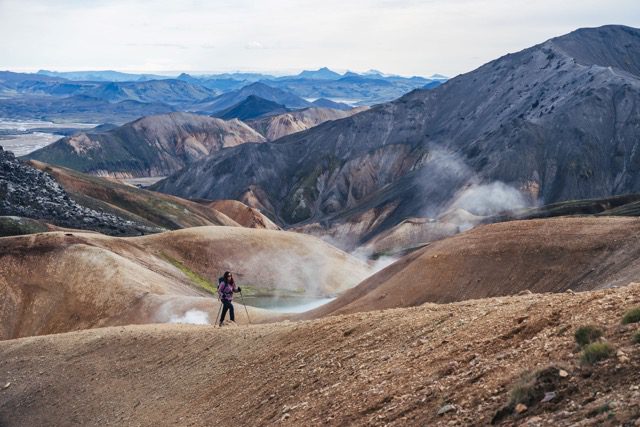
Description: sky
xmin=1 ymin=0 xmax=639 ymax=77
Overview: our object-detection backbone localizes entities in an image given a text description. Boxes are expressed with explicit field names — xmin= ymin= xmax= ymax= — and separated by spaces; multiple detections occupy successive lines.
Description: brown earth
xmin=306 ymin=217 xmax=640 ymax=318
xmin=0 ymin=227 xmax=371 ymax=339
xmin=0 ymin=283 xmax=638 ymax=426
xmin=208 ymin=200 xmax=280 ymax=230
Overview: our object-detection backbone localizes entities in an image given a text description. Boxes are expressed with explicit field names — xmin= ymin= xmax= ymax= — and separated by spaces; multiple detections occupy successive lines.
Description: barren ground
xmin=1 ymin=284 xmax=639 ymax=426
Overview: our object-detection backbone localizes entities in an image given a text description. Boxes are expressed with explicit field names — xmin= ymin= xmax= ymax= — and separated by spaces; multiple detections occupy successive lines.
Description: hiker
xmin=217 ymin=271 xmax=241 ymax=326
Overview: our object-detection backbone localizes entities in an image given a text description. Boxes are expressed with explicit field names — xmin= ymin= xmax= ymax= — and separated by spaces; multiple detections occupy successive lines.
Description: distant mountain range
xmin=0 ymin=68 xmax=444 ymax=123
xmin=152 ymin=25 xmax=640 ymax=248
xmin=36 ymin=70 xmax=172 ymax=82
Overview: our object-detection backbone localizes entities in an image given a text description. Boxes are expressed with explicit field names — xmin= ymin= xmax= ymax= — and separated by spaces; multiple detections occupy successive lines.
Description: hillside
xmin=28 ymin=161 xmax=240 ymax=231
xmin=208 ymin=200 xmax=280 ymax=230
xmin=0 ymin=146 xmax=155 ymax=235
xmin=247 ymin=106 xmax=367 ymax=140
xmin=26 ymin=112 xmax=266 ymax=177
xmin=153 ymin=25 xmax=640 ymax=247
xmin=1 ymin=283 xmax=638 ymax=425
xmin=305 ymin=217 xmax=640 ymax=318
xmin=0 ymin=227 xmax=371 ymax=340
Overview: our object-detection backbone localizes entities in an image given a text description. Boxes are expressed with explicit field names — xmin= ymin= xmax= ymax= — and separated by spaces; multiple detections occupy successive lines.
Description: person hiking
xmin=217 ymin=271 xmax=241 ymax=326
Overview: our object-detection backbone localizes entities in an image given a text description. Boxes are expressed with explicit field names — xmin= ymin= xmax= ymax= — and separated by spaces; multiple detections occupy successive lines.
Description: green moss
xmin=581 ymin=342 xmax=615 ymax=364
xmin=622 ymin=307 xmax=640 ymax=325
xmin=162 ymin=254 xmax=217 ymax=294
xmin=0 ymin=216 xmax=49 ymax=237
xmin=575 ymin=325 xmax=603 ymax=347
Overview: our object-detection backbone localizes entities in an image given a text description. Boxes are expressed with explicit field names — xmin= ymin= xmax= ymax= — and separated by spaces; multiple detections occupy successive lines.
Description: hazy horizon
xmin=1 ymin=0 xmax=639 ymax=77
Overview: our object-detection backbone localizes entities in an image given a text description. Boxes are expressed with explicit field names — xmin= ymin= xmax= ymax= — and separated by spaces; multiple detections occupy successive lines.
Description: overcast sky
xmin=1 ymin=0 xmax=639 ymax=77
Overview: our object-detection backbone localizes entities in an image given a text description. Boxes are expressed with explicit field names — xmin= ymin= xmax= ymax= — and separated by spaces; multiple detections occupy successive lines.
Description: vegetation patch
xmin=492 ymin=366 xmax=564 ymax=424
xmin=581 ymin=342 xmax=615 ymax=364
xmin=161 ymin=254 xmax=217 ymax=295
xmin=632 ymin=331 xmax=640 ymax=344
xmin=0 ymin=216 xmax=49 ymax=237
xmin=574 ymin=325 xmax=603 ymax=347
xmin=622 ymin=307 xmax=640 ymax=325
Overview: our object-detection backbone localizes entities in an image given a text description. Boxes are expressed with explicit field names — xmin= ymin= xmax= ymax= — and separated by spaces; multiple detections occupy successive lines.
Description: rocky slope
xmin=28 ymin=161 xmax=240 ymax=231
xmin=247 ymin=106 xmax=368 ymax=141
xmin=304 ymin=217 xmax=640 ymax=318
xmin=0 ymin=147 xmax=154 ymax=235
xmin=25 ymin=112 xmax=265 ymax=177
xmin=1 ymin=283 xmax=638 ymax=426
xmin=153 ymin=25 xmax=640 ymax=247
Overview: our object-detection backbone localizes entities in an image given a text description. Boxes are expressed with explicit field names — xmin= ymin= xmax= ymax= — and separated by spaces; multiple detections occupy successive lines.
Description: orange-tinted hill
xmin=305 ymin=217 xmax=640 ymax=317
xmin=0 ymin=226 xmax=371 ymax=339
xmin=208 ymin=199 xmax=280 ymax=230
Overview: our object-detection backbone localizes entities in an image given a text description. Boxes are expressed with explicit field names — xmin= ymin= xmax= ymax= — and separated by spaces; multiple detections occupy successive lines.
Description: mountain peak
xmin=296 ymin=67 xmax=342 ymax=80
xmin=548 ymin=24 xmax=640 ymax=77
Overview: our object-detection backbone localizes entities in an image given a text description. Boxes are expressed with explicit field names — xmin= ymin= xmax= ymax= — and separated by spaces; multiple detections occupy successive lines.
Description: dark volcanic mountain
xmin=193 ymin=82 xmax=311 ymax=113
xmin=26 ymin=112 xmax=265 ymax=177
xmin=153 ymin=25 xmax=640 ymax=246
xmin=214 ymin=95 xmax=289 ymax=121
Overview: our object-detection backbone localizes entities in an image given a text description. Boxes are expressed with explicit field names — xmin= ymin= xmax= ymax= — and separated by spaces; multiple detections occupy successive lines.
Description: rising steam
xmin=168 ymin=309 xmax=210 ymax=325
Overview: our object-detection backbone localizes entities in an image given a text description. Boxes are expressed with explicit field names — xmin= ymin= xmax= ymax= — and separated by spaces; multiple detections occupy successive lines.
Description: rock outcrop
xmin=0 ymin=147 xmax=153 ymax=235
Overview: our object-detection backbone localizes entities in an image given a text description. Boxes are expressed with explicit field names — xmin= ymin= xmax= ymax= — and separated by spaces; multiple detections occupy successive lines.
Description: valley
xmin=1 ymin=21 xmax=640 ymax=427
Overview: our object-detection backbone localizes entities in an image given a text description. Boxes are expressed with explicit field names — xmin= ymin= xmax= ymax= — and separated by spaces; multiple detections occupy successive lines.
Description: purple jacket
xmin=218 ymin=280 xmax=238 ymax=301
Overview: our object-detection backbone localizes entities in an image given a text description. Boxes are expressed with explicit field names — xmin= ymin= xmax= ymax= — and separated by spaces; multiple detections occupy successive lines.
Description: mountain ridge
xmin=152 ymin=25 xmax=640 ymax=246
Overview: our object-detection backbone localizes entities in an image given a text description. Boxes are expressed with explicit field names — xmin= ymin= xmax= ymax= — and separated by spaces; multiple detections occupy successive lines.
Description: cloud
xmin=0 ymin=0 xmax=639 ymax=75
xmin=245 ymin=41 xmax=267 ymax=50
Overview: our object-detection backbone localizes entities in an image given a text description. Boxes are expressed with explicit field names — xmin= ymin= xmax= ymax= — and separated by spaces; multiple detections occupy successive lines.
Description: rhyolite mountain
xmin=213 ymin=95 xmax=290 ymax=121
xmin=247 ymin=106 xmax=368 ymax=141
xmin=26 ymin=112 xmax=265 ymax=177
xmin=192 ymin=82 xmax=312 ymax=113
xmin=153 ymin=25 xmax=640 ymax=246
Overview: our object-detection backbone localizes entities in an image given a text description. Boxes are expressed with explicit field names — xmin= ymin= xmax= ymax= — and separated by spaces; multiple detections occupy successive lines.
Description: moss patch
xmin=622 ymin=307 xmax=640 ymax=325
xmin=162 ymin=254 xmax=217 ymax=295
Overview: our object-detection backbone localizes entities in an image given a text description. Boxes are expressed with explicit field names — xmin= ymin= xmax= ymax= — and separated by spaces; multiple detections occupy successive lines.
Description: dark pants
xmin=220 ymin=300 xmax=234 ymax=323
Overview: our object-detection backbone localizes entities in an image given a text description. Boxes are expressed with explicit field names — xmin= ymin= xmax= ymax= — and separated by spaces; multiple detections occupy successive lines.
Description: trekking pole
xmin=239 ymin=290 xmax=251 ymax=325
xmin=215 ymin=299 xmax=223 ymax=327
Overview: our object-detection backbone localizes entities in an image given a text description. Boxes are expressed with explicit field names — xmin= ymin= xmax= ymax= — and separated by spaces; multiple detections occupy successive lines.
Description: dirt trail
xmin=1 ymin=284 xmax=639 ymax=426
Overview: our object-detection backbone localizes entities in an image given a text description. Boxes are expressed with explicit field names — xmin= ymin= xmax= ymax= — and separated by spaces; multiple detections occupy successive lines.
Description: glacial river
xmin=0 ymin=118 xmax=95 ymax=156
